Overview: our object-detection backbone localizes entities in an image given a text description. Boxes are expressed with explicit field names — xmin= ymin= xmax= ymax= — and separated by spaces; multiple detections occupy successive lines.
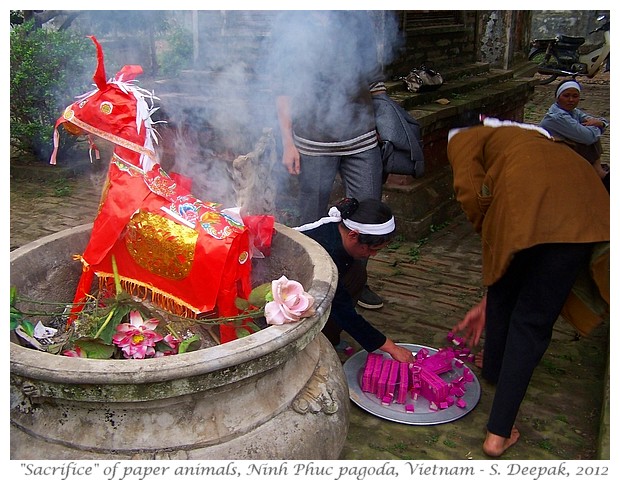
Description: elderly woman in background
xmin=540 ymin=79 xmax=610 ymax=191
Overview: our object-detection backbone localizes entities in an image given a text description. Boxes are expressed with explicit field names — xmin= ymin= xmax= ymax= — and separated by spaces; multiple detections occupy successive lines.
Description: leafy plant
xmin=157 ymin=23 xmax=193 ymax=76
xmin=10 ymin=286 xmax=34 ymax=337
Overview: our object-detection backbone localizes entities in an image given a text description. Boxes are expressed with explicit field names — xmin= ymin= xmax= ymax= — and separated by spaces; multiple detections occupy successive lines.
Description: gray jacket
xmin=373 ymin=92 xmax=425 ymax=179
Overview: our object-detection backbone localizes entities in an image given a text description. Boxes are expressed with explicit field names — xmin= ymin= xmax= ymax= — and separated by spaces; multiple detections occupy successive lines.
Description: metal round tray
xmin=343 ymin=343 xmax=481 ymax=425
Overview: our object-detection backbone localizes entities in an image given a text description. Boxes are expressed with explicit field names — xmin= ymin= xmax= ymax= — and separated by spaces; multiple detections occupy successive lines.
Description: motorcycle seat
xmin=556 ymin=35 xmax=586 ymax=46
xmin=531 ymin=38 xmax=555 ymax=45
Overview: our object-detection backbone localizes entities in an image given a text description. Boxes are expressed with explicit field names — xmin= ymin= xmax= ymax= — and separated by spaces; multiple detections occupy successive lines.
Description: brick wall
xmin=386 ymin=11 xmax=478 ymax=76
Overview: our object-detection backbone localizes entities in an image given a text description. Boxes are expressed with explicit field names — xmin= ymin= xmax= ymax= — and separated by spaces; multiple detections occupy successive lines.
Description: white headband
xmin=556 ymin=81 xmax=581 ymax=98
xmin=294 ymin=206 xmax=395 ymax=235
xmin=343 ymin=216 xmax=395 ymax=235
xmin=448 ymin=117 xmax=552 ymax=143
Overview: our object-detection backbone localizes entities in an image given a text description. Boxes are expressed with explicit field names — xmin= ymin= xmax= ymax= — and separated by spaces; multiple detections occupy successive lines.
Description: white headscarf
xmin=294 ymin=207 xmax=395 ymax=235
xmin=448 ymin=117 xmax=552 ymax=143
xmin=556 ymin=80 xmax=581 ymax=98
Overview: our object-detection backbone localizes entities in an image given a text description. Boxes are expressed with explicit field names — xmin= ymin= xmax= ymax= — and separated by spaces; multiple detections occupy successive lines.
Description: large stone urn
xmin=10 ymin=223 xmax=347 ymax=460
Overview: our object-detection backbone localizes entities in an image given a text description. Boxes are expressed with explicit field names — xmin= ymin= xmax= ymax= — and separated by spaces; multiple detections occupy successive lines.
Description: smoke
xmin=259 ymin=11 xmax=402 ymax=140
xmin=59 ymin=10 xmax=403 ymax=218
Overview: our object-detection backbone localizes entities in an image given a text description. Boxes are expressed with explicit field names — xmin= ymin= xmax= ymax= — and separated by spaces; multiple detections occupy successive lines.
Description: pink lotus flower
xmin=154 ymin=334 xmax=181 ymax=357
xmin=112 ymin=311 xmax=163 ymax=359
xmin=63 ymin=346 xmax=86 ymax=358
xmin=264 ymin=276 xmax=315 ymax=325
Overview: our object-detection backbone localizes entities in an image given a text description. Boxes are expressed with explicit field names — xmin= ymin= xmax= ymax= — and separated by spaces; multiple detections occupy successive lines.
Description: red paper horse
xmin=50 ymin=36 xmax=252 ymax=343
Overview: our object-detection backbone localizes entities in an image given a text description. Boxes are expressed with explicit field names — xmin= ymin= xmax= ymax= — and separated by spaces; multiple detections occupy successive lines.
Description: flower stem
xmin=111 ymin=256 xmax=122 ymax=295
xmin=195 ymin=309 xmax=265 ymax=325
xmin=165 ymin=324 xmax=180 ymax=339
xmin=94 ymin=306 xmax=117 ymax=339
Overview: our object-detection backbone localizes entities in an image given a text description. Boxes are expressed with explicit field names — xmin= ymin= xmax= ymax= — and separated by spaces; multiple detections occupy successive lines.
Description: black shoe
xmin=357 ymin=285 xmax=384 ymax=309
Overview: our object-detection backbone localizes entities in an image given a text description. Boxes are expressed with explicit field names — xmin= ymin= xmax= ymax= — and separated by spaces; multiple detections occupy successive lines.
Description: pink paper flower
xmin=63 ymin=346 xmax=86 ymax=358
xmin=264 ymin=275 xmax=315 ymax=325
xmin=112 ymin=311 xmax=163 ymax=359
xmin=154 ymin=334 xmax=181 ymax=357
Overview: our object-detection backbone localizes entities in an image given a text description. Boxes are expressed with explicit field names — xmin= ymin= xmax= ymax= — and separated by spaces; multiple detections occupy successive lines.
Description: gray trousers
xmin=297 ymin=145 xmax=383 ymax=225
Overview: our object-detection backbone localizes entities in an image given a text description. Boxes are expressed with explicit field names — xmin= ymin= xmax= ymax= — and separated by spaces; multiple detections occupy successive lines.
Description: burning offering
xmin=13 ymin=36 xmax=314 ymax=356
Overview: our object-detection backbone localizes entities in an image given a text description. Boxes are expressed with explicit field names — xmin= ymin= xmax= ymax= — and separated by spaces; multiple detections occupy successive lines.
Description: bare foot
xmin=482 ymin=427 xmax=520 ymax=457
xmin=475 ymin=350 xmax=483 ymax=368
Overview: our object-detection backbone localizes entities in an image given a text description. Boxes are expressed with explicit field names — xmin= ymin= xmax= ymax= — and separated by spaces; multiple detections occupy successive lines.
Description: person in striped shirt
xmin=272 ymin=10 xmax=390 ymax=309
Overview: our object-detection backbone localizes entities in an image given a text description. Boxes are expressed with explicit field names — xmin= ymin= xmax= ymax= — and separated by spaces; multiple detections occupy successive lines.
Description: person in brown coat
xmin=447 ymin=118 xmax=610 ymax=457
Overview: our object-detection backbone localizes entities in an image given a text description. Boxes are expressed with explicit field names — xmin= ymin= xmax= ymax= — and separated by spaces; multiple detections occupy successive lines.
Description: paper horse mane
xmin=52 ymin=36 xmax=252 ymax=343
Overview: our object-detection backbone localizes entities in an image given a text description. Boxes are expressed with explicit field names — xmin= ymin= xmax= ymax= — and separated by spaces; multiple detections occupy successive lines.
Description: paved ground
xmin=10 ymin=72 xmax=610 ymax=460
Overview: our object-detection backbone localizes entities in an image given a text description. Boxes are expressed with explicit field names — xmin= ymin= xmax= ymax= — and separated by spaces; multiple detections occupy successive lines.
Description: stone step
xmin=391 ymin=69 xmax=520 ymax=111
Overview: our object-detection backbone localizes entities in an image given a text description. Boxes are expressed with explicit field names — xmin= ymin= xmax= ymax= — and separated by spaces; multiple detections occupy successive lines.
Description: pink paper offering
xmin=370 ymin=353 xmax=384 ymax=394
xmin=361 ymin=353 xmax=381 ymax=392
xmin=359 ymin=345 xmax=475 ymax=413
xmin=377 ymin=358 xmax=393 ymax=400
xmin=396 ymin=361 xmax=409 ymax=404
xmin=385 ymin=358 xmax=400 ymax=400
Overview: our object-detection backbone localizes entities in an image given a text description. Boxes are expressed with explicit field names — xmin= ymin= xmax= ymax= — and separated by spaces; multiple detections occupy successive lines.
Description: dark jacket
xmin=302 ymin=222 xmax=386 ymax=352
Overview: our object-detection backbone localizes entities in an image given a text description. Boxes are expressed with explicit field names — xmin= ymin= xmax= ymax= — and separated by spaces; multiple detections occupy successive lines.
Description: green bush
xmin=10 ymin=20 xmax=94 ymax=162
xmin=157 ymin=24 xmax=193 ymax=76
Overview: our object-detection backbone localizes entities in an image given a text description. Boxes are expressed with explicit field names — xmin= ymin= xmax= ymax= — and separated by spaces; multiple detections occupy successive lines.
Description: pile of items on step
xmin=361 ymin=333 xmax=475 ymax=413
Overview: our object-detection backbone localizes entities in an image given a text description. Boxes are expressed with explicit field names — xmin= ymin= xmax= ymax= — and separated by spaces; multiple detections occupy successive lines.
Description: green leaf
xmin=97 ymin=304 xmax=132 ymax=344
xmin=236 ymin=328 xmax=251 ymax=338
xmin=235 ymin=297 xmax=250 ymax=311
xmin=248 ymin=283 xmax=272 ymax=308
xmin=10 ymin=307 xmax=22 ymax=330
xmin=155 ymin=342 xmax=174 ymax=354
xmin=246 ymin=321 xmax=261 ymax=333
xmin=10 ymin=286 xmax=17 ymax=307
xmin=21 ymin=320 xmax=35 ymax=337
xmin=178 ymin=335 xmax=200 ymax=354
xmin=75 ymin=338 xmax=116 ymax=359
xmin=46 ymin=343 xmax=66 ymax=355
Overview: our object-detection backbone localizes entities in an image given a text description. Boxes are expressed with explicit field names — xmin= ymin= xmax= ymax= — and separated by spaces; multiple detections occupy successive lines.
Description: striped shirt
xmin=294 ymin=80 xmax=386 ymax=157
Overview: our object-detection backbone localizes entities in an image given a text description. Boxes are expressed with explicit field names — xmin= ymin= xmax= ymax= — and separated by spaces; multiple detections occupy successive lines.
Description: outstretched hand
xmin=452 ymin=296 xmax=487 ymax=347
xmin=380 ymin=338 xmax=415 ymax=363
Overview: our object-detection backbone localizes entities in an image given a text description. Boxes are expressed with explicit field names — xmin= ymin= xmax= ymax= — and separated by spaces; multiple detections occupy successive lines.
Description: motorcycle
xmin=528 ymin=14 xmax=610 ymax=85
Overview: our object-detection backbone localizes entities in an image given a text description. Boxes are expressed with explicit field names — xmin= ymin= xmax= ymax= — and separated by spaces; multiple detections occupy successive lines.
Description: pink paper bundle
xmin=420 ymin=348 xmax=455 ymax=375
xmin=358 ymin=345 xmax=475 ymax=413
xmin=385 ymin=359 xmax=400 ymax=401
xmin=377 ymin=358 xmax=393 ymax=400
xmin=370 ymin=353 xmax=384 ymax=394
xmin=361 ymin=353 xmax=382 ymax=392
xmin=419 ymin=368 xmax=451 ymax=405
xmin=396 ymin=362 xmax=409 ymax=404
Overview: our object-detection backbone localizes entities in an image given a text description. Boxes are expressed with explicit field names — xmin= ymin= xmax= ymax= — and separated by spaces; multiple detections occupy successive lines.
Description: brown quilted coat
xmin=447 ymin=124 xmax=610 ymax=335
